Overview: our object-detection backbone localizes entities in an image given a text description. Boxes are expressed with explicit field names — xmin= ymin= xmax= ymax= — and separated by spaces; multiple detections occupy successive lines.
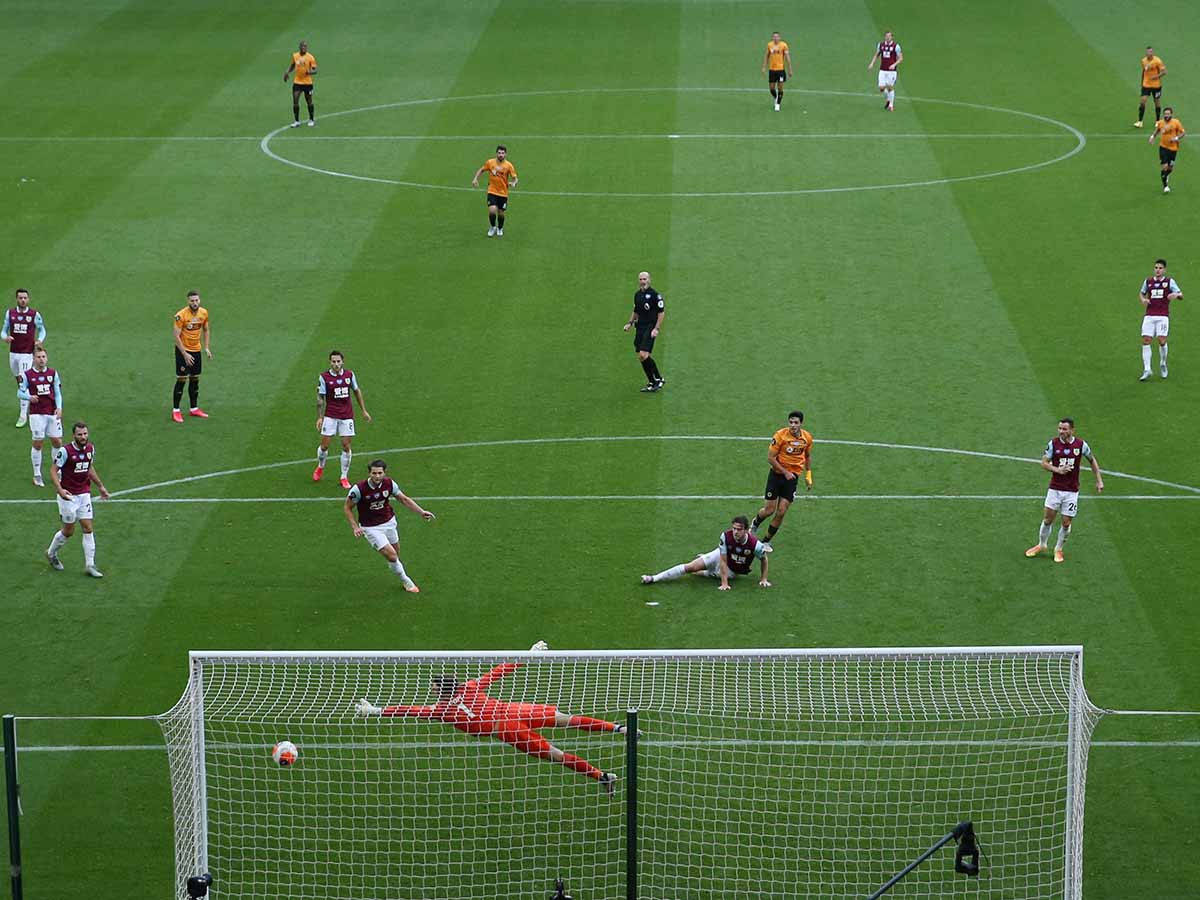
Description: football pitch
xmin=1 ymin=0 xmax=1198 ymax=897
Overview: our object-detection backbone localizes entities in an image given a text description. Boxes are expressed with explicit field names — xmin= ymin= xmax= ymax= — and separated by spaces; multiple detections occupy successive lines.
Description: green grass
xmin=1 ymin=0 xmax=1198 ymax=896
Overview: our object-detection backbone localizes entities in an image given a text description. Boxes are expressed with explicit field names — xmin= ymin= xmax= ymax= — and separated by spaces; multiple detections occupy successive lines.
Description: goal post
xmin=157 ymin=646 xmax=1103 ymax=900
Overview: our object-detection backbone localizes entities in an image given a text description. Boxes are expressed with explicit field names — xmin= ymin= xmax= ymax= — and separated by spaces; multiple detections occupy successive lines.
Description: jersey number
xmin=333 ymin=387 xmax=350 ymax=399
xmin=1059 ymin=457 xmax=1077 ymax=472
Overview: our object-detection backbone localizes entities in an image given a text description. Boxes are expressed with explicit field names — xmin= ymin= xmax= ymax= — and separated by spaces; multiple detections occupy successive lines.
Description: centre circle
xmin=259 ymin=87 xmax=1085 ymax=198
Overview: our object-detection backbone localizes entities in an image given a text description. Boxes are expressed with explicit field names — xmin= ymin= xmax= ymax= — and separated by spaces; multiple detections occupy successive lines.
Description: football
xmin=271 ymin=740 xmax=299 ymax=766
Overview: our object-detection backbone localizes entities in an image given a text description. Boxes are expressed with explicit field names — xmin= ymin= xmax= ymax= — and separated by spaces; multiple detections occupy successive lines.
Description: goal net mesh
xmin=157 ymin=647 xmax=1101 ymax=899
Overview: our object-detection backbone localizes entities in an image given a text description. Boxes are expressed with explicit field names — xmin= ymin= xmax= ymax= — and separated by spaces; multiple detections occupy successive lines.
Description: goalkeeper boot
xmin=1024 ymin=544 xmax=1046 ymax=558
xmin=355 ymin=698 xmax=383 ymax=717
xmin=599 ymin=772 xmax=619 ymax=795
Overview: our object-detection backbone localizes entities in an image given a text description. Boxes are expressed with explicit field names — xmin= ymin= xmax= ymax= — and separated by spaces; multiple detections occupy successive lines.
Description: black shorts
xmin=486 ymin=193 xmax=508 ymax=210
xmin=768 ymin=70 xmax=787 ymax=84
xmin=1160 ymin=146 xmax=1178 ymax=166
xmin=175 ymin=346 xmax=202 ymax=377
xmin=1141 ymin=85 xmax=1162 ymax=98
xmin=763 ymin=470 xmax=798 ymax=503
xmin=633 ymin=328 xmax=656 ymax=353
xmin=292 ymin=82 xmax=313 ymax=96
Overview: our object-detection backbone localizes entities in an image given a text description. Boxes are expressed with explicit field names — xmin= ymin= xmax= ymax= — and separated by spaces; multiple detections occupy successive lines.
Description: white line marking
xmin=257 ymin=87 xmax=1087 ymax=197
xmin=4 ymin=132 xmax=1148 ymax=143
xmin=33 ymin=434 xmax=1192 ymax=501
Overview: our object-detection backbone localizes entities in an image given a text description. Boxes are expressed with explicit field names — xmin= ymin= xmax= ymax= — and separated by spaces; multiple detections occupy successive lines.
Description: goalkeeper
xmin=356 ymin=642 xmax=628 ymax=793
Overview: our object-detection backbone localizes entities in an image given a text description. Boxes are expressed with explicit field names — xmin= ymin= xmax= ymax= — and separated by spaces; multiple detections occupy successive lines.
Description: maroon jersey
xmin=58 ymin=441 xmax=95 ymax=494
xmin=319 ymin=369 xmax=357 ymax=420
xmin=353 ymin=477 xmax=398 ymax=527
xmin=1141 ymin=275 xmax=1179 ymax=317
xmin=23 ymin=367 xmax=57 ymax=415
xmin=6 ymin=307 xmax=38 ymax=354
xmin=722 ymin=529 xmax=762 ymax=575
xmin=1045 ymin=437 xmax=1092 ymax=493
xmin=878 ymin=40 xmax=900 ymax=71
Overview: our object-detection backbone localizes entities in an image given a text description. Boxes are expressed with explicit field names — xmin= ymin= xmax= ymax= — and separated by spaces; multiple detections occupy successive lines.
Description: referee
xmin=622 ymin=271 xmax=665 ymax=392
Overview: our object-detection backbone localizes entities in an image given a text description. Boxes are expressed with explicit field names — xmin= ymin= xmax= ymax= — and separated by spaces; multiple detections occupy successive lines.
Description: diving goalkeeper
xmin=355 ymin=641 xmax=630 ymax=793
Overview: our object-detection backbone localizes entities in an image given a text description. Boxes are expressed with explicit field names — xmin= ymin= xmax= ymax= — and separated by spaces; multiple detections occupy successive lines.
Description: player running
xmin=1138 ymin=258 xmax=1183 ymax=380
xmin=16 ymin=346 xmax=63 ymax=486
xmin=315 ymin=350 xmax=371 ymax=489
xmin=344 ymin=459 xmax=434 ymax=592
xmin=641 ymin=515 xmax=773 ymax=591
xmin=472 ymin=145 xmax=518 ymax=237
xmin=355 ymin=641 xmax=626 ymax=793
xmin=751 ymin=411 xmax=813 ymax=544
xmin=1149 ymin=107 xmax=1184 ymax=193
xmin=868 ymin=31 xmax=904 ymax=111
xmin=46 ymin=421 xmax=110 ymax=577
xmin=761 ymin=32 xmax=794 ymax=112
xmin=1025 ymin=418 xmax=1103 ymax=564
xmin=3 ymin=288 xmax=46 ymax=427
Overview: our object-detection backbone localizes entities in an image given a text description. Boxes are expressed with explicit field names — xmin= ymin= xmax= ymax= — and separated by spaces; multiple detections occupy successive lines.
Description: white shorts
xmin=57 ymin=492 xmax=94 ymax=523
xmin=29 ymin=414 xmax=62 ymax=440
xmin=362 ymin=523 xmax=399 ymax=551
xmin=877 ymin=69 xmax=898 ymax=89
xmin=321 ymin=416 xmax=356 ymax=437
xmin=697 ymin=548 xmax=736 ymax=579
xmin=1044 ymin=489 xmax=1079 ymax=517
xmin=9 ymin=352 xmax=33 ymax=378
xmin=1141 ymin=316 xmax=1169 ymax=338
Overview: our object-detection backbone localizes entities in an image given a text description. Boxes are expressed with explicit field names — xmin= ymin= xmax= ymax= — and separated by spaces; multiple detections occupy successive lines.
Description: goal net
xmin=157 ymin=646 xmax=1102 ymax=900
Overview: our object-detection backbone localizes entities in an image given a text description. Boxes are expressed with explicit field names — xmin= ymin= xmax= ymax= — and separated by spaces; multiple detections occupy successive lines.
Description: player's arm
xmin=352 ymin=373 xmax=372 ymax=423
xmin=758 ymin=550 xmax=771 ymax=588
xmin=50 ymin=448 xmax=71 ymax=500
xmin=471 ymin=164 xmax=488 ymax=187
xmin=623 ymin=307 xmax=638 ymax=332
xmin=316 ymin=378 xmax=327 ymax=428
xmin=475 ymin=662 xmax=522 ymax=688
xmin=284 ymin=58 xmax=296 ymax=82
xmin=202 ymin=317 xmax=212 ymax=359
xmin=762 ymin=46 xmax=770 ymax=74
xmin=717 ymin=552 xmax=732 ymax=591
xmin=88 ymin=463 xmax=111 ymax=500
xmin=768 ymin=441 xmax=795 ymax=479
xmin=868 ymin=45 xmax=880 ymax=70
xmin=1168 ymin=279 xmax=1183 ymax=301
xmin=376 ymin=703 xmax=438 ymax=719
xmin=15 ymin=372 xmax=30 ymax=402
xmin=344 ymin=488 xmax=364 ymax=537
xmin=507 ymin=166 xmax=518 ymax=191
xmin=894 ymin=48 xmax=903 ymax=67
xmin=393 ymin=485 xmax=435 ymax=521
xmin=52 ymin=372 xmax=62 ymax=418
xmin=173 ymin=319 xmax=194 ymax=365
xmin=1087 ymin=450 xmax=1104 ymax=493
xmin=1039 ymin=451 xmax=1065 ymax=475
xmin=1148 ymin=124 xmax=1162 ymax=144
xmin=804 ymin=445 xmax=814 ymax=490
xmin=785 ymin=47 xmax=794 ymax=77
xmin=34 ymin=312 xmax=46 ymax=344
xmin=1139 ymin=281 xmax=1151 ymax=307
xmin=1 ymin=311 xmax=10 ymax=343
xmin=651 ymin=308 xmax=664 ymax=337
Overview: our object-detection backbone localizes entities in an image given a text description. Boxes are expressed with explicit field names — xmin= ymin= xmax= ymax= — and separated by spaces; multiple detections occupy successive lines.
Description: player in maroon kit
xmin=641 ymin=515 xmax=773 ymax=590
xmin=868 ymin=31 xmax=903 ymax=111
xmin=46 ymin=421 xmax=110 ymax=577
xmin=355 ymin=641 xmax=626 ymax=793
xmin=1025 ymin=418 xmax=1104 ymax=564
xmin=3 ymin=288 xmax=47 ymax=427
xmin=16 ymin=347 xmax=63 ymax=487
xmin=344 ymin=459 xmax=434 ymax=591
xmin=1138 ymin=258 xmax=1183 ymax=380
xmin=314 ymin=350 xmax=372 ymax=489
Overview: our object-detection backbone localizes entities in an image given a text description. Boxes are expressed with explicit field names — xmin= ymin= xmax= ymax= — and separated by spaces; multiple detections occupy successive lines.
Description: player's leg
xmin=315 ymin=430 xmax=332 ymax=479
xmin=1141 ymin=331 xmax=1154 ymax=379
xmin=79 ymin=515 xmax=101 ymax=577
xmin=1158 ymin=334 xmax=1168 ymax=378
xmin=1026 ymin=503 xmax=1056 ymax=556
xmin=636 ymin=348 xmax=657 ymax=390
xmin=886 ymin=73 xmax=897 ymax=109
xmin=1054 ymin=512 xmax=1073 ymax=563
xmin=187 ymin=375 xmax=205 ymax=416
xmin=304 ymin=85 xmax=315 ymax=124
xmin=763 ymin=497 xmax=792 ymax=543
xmin=47 ymin=502 xmax=76 ymax=569
xmin=338 ymin=423 xmax=354 ymax=485
xmin=753 ymin=496 xmax=778 ymax=533
xmin=1136 ymin=90 xmax=1147 ymax=126
xmin=642 ymin=553 xmax=708 ymax=583
xmin=506 ymin=726 xmax=607 ymax=781
xmin=292 ymin=86 xmax=302 ymax=125
xmin=30 ymin=435 xmax=43 ymax=485
xmin=371 ymin=527 xmax=419 ymax=592
xmin=776 ymin=73 xmax=784 ymax=109
xmin=1153 ymin=90 xmax=1162 ymax=124
xmin=496 ymin=196 xmax=506 ymax=235
xmin=487 ymin=201 xmax=498 ymax=235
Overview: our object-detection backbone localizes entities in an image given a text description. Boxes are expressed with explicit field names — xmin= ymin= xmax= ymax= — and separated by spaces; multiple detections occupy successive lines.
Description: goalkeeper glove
xmin=530 ymin=640 xmax=549 ymax=652
xmin=355 ymin=698 xmax=383 ymax=717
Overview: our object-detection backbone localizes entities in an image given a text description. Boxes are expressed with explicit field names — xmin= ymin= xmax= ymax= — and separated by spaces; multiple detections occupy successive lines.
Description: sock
xmin=19 ymin=397 xmax=29 ymax=417
xmin=1038 ymin=522 xmax=1052 ymax=547
xmin=567 ymin=715 xmax=618 ymax=733
xmin=647 ymin=357 xmax=662 ymax=381
xmin=776 ymin=91 xmax=783 ymax=106
xmin=1055 ymin=524 xmax=1071 ymax=550
xmin=560 ymin=752 xmax=602 ymax=778
xmin=1143 ymin=345 xmax=1152 ymax=370
xmin=316 ymin=446 xmax=328 ymax=467
xmin=770 ymin=87 xmax=777 ymax=99
xmin=887 ymin=90 xmax=895 ymax=103
xmin=1162 ymin=170 xmax=1169 ymax=186
xmin=1138 ymin=105 xmax=1145 ymax=122
xmin=172 ymin=380 xmax=185 ymax=409
xmin=82 ymin=532 xmax=96 ymax=567
xmin=293 ymin=101 xmax=300 ymax=122
xmin=640 ymin=358 xmax=655 ymax=381
xmin=1160 ymin=344 xmax=1168 ymax=366
xmin=187 ymin=378 xmax=199 ymax=409
xmin=388 ymin=558 xmax=413 ymax=586
xmin=340 ymin=450 xmax=352 ymax=479
xmin=1155 ymin=105 xmax=1162 ymax=121
xmin=652 ymin=564 xmax=687 ymax=582
xmin=48 ymin=530 xmax=68 ymax=555
xmin=765 ymin=524 xmax=779 ymax=542
xmin=489 ymin=213 xmax=497 ymax=226
xmin=307 ymin=101 xmax=315 ymax=120
xmin=31 ymin=447 xmax=42 ymax=477
xmin=497 ymin=214 xmax=505 ymax=229
xmin=753 ymin=514 xmax=767 ymax=529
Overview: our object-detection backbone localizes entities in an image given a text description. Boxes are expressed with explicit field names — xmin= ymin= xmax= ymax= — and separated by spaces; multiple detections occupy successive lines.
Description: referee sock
xmin=567 ymin=715 xmax=617 ymax=733
xmin=1038 ymin=521 xmax=1052 ymax=547
xmin=1055 ymin=524 xmax=1071 ymax=550
xmin=652 ymin=564 xmax=687 ymax=582
xmin=48 ymin=530 xmax=68 ymax=555
xmin=647 ymin=357 xmax=662 ymax=381
xmin=172 ymin=381 xmax=185 ymax=410
xmin=31 ymin=447 xmax=42 ymax=478
xmin=187 ymin=377 xmax=199 ymax=409
xmin=640 ymin=358 xmax=655 ymax=382
xmin=316 ymin=446 xmax=329 ymax=468
xmin=82 ymin=532 xmax=96 ymax=567
xmin=340 ymin=450 xmax=352 ymax=479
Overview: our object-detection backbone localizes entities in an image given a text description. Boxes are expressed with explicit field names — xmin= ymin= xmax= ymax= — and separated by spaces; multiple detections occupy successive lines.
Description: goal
xmin=157 ymin=646 xmax=1102 ymax=899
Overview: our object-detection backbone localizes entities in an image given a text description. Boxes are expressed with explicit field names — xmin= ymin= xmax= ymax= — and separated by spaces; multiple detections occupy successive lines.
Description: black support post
xmin=4 ymin=714 xmax=23 ymax=900
xmin=625 ymin=708 xmax=638 ymax=900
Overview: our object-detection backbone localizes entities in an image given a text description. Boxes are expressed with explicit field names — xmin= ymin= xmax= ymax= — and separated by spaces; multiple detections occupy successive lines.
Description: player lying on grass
xmin=641 ymin=515 xmax=772 ymax=590
xmin=356 ymin=641 xmax=633 ymax=793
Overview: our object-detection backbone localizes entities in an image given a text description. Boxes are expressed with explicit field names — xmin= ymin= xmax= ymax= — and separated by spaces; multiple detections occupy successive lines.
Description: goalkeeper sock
xmin=317 ymin=446 xmax=328 ymax=467
xmin=82 ymin=532 xmax=96 ymax=567
xmin=1055 ymin=524 xmax=1071 ymax=550
xmin=652 ymin=564 xmax=687 ymax=582
xmin=559 ymin=753 xmax=602 ymax=778
xmin=48 ymin=530 xmax=68 ymax=555
xmin=340 ymin=450 xmax=352 ymax=479
xmin=567 ymin=715 xmax=618 ymax=733
xmin=1038 ymin=522 xmax=1052 ymax=547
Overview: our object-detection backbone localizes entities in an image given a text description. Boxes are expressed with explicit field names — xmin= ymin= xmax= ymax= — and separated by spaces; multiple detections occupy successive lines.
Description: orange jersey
xmin=1141 ymin=55 xmax=1165 ymax=89
xmin=291 ymin=51 xmax=317 ymax=85
xmin=1157 ymin=117 xmax=1185 ymax=150
xmin=766 ymin=40 xmax=789 ymax=71
xmin=482 ymin=158 xmax=517 ymax=196
xmin=174 ymin=306 xmax=209 ymax=352
xmin=769 ymin=426 xmax=813 ymax=475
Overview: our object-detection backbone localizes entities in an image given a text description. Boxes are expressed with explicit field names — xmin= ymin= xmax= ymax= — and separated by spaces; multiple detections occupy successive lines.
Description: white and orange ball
xmin=271 ymin=740 xmax=299 ymax=766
